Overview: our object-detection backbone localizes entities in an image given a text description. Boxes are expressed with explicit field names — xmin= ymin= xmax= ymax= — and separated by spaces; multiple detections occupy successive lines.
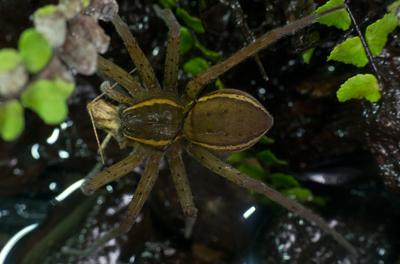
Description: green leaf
xmin=34 ymin=4 xmax=58 ymax=17
xmin=312 ymin=196 xmax=328 ymax=207
xmin=258 ymin=136 xmax=275 ymax=145
xmin=159 ymin=0 xmax=176 ymax=9
xmin=270 ymin=173 xmax=300 ymax=189
xmin=388 ymin=0 xmax=400 ymax=14
xmin=226 ymin=151 xmax=250 ymax=164
xmin=336 ymin=74 xmax=380 ymax=103
xmin=194 ymin=42 xmax=222 ymax=61
xmin=328 ymin=37 xmax=368 ymax=67
xmin=283 ymin=187 xmax=313 ymax=202
xmin=18 ymin=28 xmax=52 ymax=73
xmin=21 ymin=79 xmax=75 ymax=124
xmin=0 ymin=100 xmax=25 ymax=141
xmin=82 ymin=0 xmax=91 ymax=8
xmin=302 ymin=48 xmax=315 ymax=64
xmin=215 ymin=79 xmax=224 ymax=89
xmin=366 ymin=13 xmax=398 ymax=56
xmin=179 ymin=27 xmax=195 ymax=54
xmin=257 ymin=150 xmax=288 ymax=166
xmin=176 ymin=8 xmax=205 ymax=33
xmin=237 ymin=163 xmax=266 ymax=181
xmin=0 ymin=49 xmax=22 ymax=72
xmin=315 ymin=0 xmax=351 ymax=30
xmin=183 ymin=57 xmax=209 ymax=76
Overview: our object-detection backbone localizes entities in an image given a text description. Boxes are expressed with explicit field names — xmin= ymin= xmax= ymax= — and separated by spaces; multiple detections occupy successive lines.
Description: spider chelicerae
xmin=72 ymin=5 xmax=356 ymax=256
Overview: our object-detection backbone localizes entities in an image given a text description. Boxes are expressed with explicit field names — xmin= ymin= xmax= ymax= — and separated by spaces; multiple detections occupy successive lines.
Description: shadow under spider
xmin=65 ymin=4 xmax=357 ymax=258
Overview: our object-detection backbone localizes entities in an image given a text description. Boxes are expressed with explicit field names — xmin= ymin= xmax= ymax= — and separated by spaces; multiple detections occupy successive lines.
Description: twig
xmin=344 ymin=1 xmax=385 ymax=88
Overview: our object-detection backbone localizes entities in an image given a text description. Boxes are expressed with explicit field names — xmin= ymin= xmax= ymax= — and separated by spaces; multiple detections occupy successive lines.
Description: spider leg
xmin=184 ymin=5 xmax=345 ymax=99
xmin=154 ymin=6 xmax=180 ymax=93
xmin=64 ymin=152 xmax=162 ymax=256
xmin=186 ymin=144 xmax=358 ymax=257
xmin=99 ymin=80 xmax=135 ymax=105
xmin=81 ymin=145 xmax=149 ymax=195
xmin=166 ymin=146 xmax=198 ymax=238
xmin=112 ymin=14 xmax=161 ymax=91
xmin=97 ymin=55 xmax=144 ymax=98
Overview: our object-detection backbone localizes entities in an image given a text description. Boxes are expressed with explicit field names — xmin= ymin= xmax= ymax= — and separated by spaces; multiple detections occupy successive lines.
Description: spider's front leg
xmin=64 ymin=151 xmax=163 ymax=256
xmin=166 ymin=144 xmax=198 ymax=238
xmin=97 ymin=55 xmax=143 ymax=97
xmin=186 ymin=144 xmax=358 ymax=257
xmin=112 ymin=14 xmax=161 ymax=91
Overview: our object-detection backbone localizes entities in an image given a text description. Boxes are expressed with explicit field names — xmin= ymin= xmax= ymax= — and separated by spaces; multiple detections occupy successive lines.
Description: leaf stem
xmin=344 ymin=1 xmax=384 ymax=88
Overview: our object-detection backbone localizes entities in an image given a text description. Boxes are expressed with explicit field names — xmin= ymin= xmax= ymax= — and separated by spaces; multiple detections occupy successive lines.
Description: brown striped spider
xmin=71 ymin=5 xmax=356 ymax=256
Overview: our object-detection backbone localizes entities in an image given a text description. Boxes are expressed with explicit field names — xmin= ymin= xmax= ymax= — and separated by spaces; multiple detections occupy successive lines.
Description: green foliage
xmin=257 ymin=150 xmax=288 ymax=166
xmin=82 ymin=0 xmax=91 ymax=8
xmin=322 ymin=6 xmax=398 ymax=104
xmin=259 ymin=136 xmax=275 ymax=145
xmin=176 ymin=8 xmax=205 ymax=33
xmin=194 ymin=42 xmax=222 ymax=61
xmin=179 ymin=27 xmax=195 ymax=54
xmin=283 ymin=187 xmax=314 ymax=203
xmin=227 ymin=138 xmax=324 ymax=206
xmin=388 ymin=0 xmax=400 ymax=14
xmin=226 ymin=151 xmax=250 ymax=164
xmin=336 ymin=74 xmax=380 ymax=102
xmin=21 ymin=79 xmax=75 ymax=125
xmin=0 ymin=49 xmax=22 ymax=72
xmin=183 ymin=57 xmax=209 ymax=76
xmin=159 ymin=0 xmax=176 ymax=9
xmin=237 ymin=163 xmax=266 ymax=181
xmin=315 ymin=0 xmax=351 ymax=30
xmin=34 ymin=4 xmax=58 ymax=17
xmin=328 ymin=37 xmax=368 ymax=67
xmin=0 ymin=100 xmax=25 ymax=141
xmin=18 ymin=28 xmax=52 ymax=73
xmin=270 ymin=173 xmax=300 ymax=189
xmin=366 ymin=13 xmax=398 ymax=56
xmin=302 ymin=48 xmax=315 ymax=64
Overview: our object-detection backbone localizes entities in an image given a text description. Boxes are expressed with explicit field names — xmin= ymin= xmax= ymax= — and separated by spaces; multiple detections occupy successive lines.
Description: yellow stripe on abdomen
xmin=123 ymin=98 xmax=183 ymax=112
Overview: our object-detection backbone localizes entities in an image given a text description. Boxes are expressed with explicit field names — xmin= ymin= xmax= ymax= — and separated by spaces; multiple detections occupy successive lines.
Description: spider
xmin=73 ymin=5 xmax=357 ymax=256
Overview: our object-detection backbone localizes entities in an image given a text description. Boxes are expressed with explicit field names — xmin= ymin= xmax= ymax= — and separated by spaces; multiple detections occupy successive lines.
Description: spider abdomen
xmin=183 ymin=89 xmax=273 ymax=152
xmin=120 ymin=98 xmax=184 ymax=147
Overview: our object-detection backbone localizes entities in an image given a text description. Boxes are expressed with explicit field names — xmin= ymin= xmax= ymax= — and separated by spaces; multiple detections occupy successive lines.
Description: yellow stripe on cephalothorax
xmin=123 ymin=98 xmax=183 ymax=112
xmin=197 ymin=93 xmax=267 ymax=114
xmin=190 ymin=134 xmax=263 ymax=151
xmin=124 ymin=134 xmax=172 ymax=146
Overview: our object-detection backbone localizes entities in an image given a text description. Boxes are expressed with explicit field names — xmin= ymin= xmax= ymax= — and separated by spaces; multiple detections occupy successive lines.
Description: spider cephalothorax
xmin=76 ymin=5 xmax=357 ymax=257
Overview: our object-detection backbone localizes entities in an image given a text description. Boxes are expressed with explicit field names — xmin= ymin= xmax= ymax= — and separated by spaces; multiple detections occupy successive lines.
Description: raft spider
xmin=73 ymin=5 xmax=356 ymax=256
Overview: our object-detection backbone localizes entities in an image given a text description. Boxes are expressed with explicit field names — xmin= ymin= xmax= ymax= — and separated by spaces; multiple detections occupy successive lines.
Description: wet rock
xmin=60 ymin=33 xmax=97 ymax=75
xmin=86 ymin=0 xmax=119 ymax=22
xmin=69 ymin=15 xmax=110 ymax=54
xmin=58 ymin=0 xmax=85 ymax=19
xmin=0 ymin=63 xmax=28 ymax=98
xmin=366 ymin=47 xmax=400 ymax=192
xmin=251 ymin=187 xmax=400 ymax=263
xmin=34 ymin=9 xmax=67 ymax=48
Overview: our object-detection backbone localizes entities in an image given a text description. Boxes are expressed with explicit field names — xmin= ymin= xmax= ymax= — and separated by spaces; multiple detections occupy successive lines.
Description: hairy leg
xmin=81 ymin=145 xmax=148 ymax=195
xmin=97 ymin=55 xmax=144 ymax=97
xmin=99 ymin=80 xmax=135 ymax=105
xmin=154 ymin=6 xmax=180 ymax=93
xmin=65 ymin=152 xmax=162 ymax=256
xmin=166 ymin=145 xmax=197 ymax=237
xmin=187 ymin=144 xmax=357 ymax=256
xmin=112 ymin=14 xmax=161 ymax=91
xmin=184 ymin=5 xmax=345 ymax=99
